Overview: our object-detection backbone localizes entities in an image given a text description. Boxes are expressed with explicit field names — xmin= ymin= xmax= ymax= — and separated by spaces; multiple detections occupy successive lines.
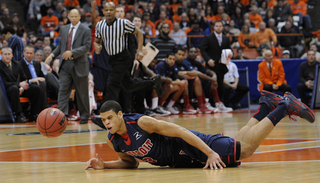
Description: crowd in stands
xmin=0 ymin=0 xmax=318 ymax=122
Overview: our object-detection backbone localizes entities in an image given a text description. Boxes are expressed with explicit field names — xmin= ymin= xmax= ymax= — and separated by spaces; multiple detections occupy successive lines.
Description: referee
xmin=94 ymin=2 xmax=162 ymax=101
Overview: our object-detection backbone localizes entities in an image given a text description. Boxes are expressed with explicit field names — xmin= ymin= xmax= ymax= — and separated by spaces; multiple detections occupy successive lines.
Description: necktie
xmin=218 ymin=35 xmax=222 ymax=46
xmin=28 ymin=62 xmax=38 ymax=79
xmin=269 ymin=64 xmax=272 ymax=76
xmin=8 ymin=64 xmax=12 ymax=73
xmin=66 ymin=27 xmax=74 ymax=50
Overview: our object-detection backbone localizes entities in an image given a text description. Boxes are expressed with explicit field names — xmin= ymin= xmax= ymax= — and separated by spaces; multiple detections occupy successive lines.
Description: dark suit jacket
xmin=201 ymin=32 xmax=231 ymax=70
xmin=21 ymin=59 xmax=45 ymax=80
xmin=52 ymin=23 xmax=91 ymax=77
xmin=0 ymin=60 xmax=28 ymax=89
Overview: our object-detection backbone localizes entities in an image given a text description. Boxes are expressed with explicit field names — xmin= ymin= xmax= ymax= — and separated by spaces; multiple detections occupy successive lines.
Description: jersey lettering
xmin=142 ymin=157 xmax=157 ymax=163
xmin=125 ymin=139 xmax=153 ymax=157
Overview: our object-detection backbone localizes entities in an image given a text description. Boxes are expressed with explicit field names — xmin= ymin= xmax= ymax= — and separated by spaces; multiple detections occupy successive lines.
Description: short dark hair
xmin=188 ymin=47 xmax=197 ymax=52
xmin=132 ymin=15 xmax=141 ymax=21
xmin=100 ymin=100 xmax=122 ymax=114
xmin=166 ymin=52 xmax=175 ymax=58
xmin=2 ymin=26 xmax=15 ymax=34
xmin=214 ymin=20 xmax=223 ymax=26
xmin=307 ymin=50 xmax=315 ymax=56
xmin=174 ymin=46 xmax=185 ymax=53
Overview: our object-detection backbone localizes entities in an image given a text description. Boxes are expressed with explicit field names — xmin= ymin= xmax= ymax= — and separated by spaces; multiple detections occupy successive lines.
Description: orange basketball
xmin=36 ymin=108 xmax=67 ymax=138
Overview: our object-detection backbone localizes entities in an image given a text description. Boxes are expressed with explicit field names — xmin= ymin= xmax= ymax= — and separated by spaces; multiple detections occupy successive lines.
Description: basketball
xmin=36 ymin=108 xmax=67 ymax=138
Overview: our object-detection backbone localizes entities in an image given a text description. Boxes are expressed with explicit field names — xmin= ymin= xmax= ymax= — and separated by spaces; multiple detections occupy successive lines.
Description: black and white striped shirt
xmin=95 ymin=18 xmax=135 ymax=55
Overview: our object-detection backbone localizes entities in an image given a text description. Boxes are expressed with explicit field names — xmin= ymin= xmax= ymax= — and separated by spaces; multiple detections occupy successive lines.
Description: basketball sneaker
xmin=281 ymin=92 xmax=315 ymax=123
xmin=183 ymin=104 xmax=198 ymax=115
xmin=152 ymin=106 xmax=171 ymax=116
xmin=204 ymin=102 xmax=219 ymax=113
xmin=166 ymin=106 xmax=180 ymax=115
xmin=215 ymin=102 xmax=233 ymax=113
xmin=197 ymin=105 xmax=213 ymax=114
xmin=259 ymin=90 xmax=282 ymax=111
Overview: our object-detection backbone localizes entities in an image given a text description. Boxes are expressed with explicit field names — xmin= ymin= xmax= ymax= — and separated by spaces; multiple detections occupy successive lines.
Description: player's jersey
xmin=182 ymin=58 xmax=208 ymax=73
xmin=108 ymin=113 xmax=238 ymax=168
xmin=154 ymin=61 xmax=179 ymax=81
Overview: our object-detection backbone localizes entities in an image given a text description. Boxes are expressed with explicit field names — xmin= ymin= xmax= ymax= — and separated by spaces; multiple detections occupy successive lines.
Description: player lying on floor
xmin=85 ymin=91 xmax=314 ymax=170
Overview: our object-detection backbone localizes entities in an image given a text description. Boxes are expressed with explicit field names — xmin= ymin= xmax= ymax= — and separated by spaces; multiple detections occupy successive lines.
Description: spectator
xmin=297 ymin=50 xmax=320 ymax=106
xmin=301 ymin=44 xmax=320 ymax=61
xmin=40 ymin=8 xmax=59 ymax=37
xmin=229 ymin=19 xmax=240 ymax=35
xmin=180 ymin=12 xmax=190 ymax=31
xmin=257 ymin=1 xmax=268 ymax=19
xmin=155 ymin=11 xmax=173 ymax=32
xmin=282 ymin=50 xmax=290 ymax=59
xmin=0 ymin=8 xmax=11 ymax=26
xmin=222 ymin=49 xmax=249 ymax=109
xmin=263 ymin=8 xmax=275 ymax=28
xmin=83 ymin=0 xmax=93 ymax=13
xmin=82 ymin=12 xmax=92 ymax=28
xmin=249 ymin=5 xmax=262 ymax=28
xmin=0 ymin=47 xmax=42 ymax=122
xmin=238 ymin=24 xmax=253 ymax=49
xmin=43 ymin=36 xmax=52 ymax=48
xmin=53 ymin=2 xmax=66 ymax=19
xmin=273 ymin=0 xmax=293 ymax=23
xmin=27 ymin=0 xmax=45 ymax=33
xmin=43 ymin=45 xmax=52 ymax=59
xmin=21 ymin=45 xmax=48 ymax=111
xmin=34 ymin=38 xmax=43 ymax=52
xmin=187 ymin=19 xmax=205 ymax=49
xmin=278 ymin=21 xmax=304 ymax=58
xmin=215 ymin=6 xmax=230 ymax=22
xmin=231 ymin=6 xmax=244 ymax=29
xmin=223 ymin=23 xmax=238 ymax=48
xmin=40 ymin=0 xmax=55 ymax=17
xmin=142 ymin=12 xmax=156 ymax=36
xmin=268 ymin=18 xmax=278 ymax=33
xmin=169 ymin=22 xmax=187 ymax=48
xmin=152 ymin=23 xmax=177 ymax=62
xmin=64 ymin=0 xmax=80 ymax=10
xmin=290 ymin=0 xmax=312 ymax=30
xmin=2 ymin=26 xmax=25 ymax=61
xmin=258 ymin=50 xmax=291 ymax=93
xmin=201 ymin=20 xmax=230 ymax=98
xmin=204 ymin=5 xmax=215 ymax=23
xmin=233 ymin=47 xmax=249 ymax=59
xmin=8 ymin=13 xmax=25 ymax=37
xmin=253 ymin=22 xmax=277 ymax=50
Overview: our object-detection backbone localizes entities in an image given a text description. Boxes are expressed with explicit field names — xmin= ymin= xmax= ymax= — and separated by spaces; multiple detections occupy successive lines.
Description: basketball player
xmin=86 ymin=91 xmax=314 ymax=170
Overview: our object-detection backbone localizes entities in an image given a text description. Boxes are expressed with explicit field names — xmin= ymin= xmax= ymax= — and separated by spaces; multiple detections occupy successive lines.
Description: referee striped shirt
xmin=95 ymin=18 xmax=135 ymax=56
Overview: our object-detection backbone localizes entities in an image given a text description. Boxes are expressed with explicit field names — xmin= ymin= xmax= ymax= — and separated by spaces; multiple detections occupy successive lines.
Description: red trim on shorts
xmin=126 ymin=121 xmax=136 ymax=124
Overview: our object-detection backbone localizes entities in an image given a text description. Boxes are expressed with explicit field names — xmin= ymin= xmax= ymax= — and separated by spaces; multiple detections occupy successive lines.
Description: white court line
xmin=0 ymin=142 xmax=107 ymax=153
xmin=242 ymin=160 xmax=320 ymax=164
xmin=0 ymin=125 xmax=36 ymax=128
xmin=260 ymin=139 xmax=320 ymax=147
xmin=0 ymin=161 xmax=150 ymax=164
xmin=254 ymin=145 xmax=320 ymax=154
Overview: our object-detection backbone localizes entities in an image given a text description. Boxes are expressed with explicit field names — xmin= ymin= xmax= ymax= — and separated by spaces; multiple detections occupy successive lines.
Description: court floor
xmin=1 ymin=109 xmax=320 ymax=182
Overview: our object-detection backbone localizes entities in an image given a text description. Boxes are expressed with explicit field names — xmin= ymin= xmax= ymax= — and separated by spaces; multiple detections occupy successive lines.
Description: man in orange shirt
xmin=253 ymin=22 xmax=277 ymax=49
xmin=258 ymin=50 xmax=291 ymax=93
xmin=249 ymin=6 xmax=262 ymax=28
xmin=40 ymin=8 xmax=59 ymax=37
xmin=290 ymin=0 xmax=312 ymax=29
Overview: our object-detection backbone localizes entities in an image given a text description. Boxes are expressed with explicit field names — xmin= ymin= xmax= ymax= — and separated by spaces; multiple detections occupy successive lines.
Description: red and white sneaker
xmin=197 ymin=105 xmax=213 ymax=114
xmin=183 ymin=104 xmax=198 ymax=115
xmin=68 ymin=109 xmax=80 ymax=121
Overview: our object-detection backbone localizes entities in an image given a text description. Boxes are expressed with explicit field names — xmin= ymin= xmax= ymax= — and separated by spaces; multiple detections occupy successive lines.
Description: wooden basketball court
xmin=1 ymin=109 xmax=320 ymax=182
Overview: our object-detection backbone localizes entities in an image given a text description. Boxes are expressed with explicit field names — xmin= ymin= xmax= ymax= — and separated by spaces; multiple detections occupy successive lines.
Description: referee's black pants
xmin=105 ymin=50 xmax=154 ymax=101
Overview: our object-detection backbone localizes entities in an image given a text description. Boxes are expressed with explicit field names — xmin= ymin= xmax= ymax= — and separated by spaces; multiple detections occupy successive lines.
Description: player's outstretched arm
xmin=85 ymin=138 xmax=139 ymax=170
xmin=137 ymin=116 xmax=226 ymax=170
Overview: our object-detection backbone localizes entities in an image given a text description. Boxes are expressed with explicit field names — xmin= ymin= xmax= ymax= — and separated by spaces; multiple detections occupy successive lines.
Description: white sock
xmin=144 ymin=99 xmax=148 ymax=108
xmin=151 ymin=97 xmax=158 ymax=109
xmin=166 ymin=100 xmax=175 ymax=108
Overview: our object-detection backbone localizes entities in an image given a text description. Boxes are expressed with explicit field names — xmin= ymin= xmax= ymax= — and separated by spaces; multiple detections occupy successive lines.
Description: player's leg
xmin=165 ymin=80 xmax=186 ymax=114
xmin=193 ymin=77 xmax=212 ymax=113
xmin=182 ymin=79 xmax=197 ymax=114
xmin=238 ymin=92 xmax=315 ymax=160
xmin=235 ymin=90 xmax=281 ymax=140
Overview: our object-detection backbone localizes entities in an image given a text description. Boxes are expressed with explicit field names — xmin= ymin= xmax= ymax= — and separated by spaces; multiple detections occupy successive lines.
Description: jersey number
xmin=142 ymin=157 xmax=157 ymax=163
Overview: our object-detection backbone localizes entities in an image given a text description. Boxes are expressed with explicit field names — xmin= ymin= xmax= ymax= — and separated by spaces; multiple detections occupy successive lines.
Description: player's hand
xmin=208 ymin=59 xmax=215 ymax=67
xmin=95 ymin=44 xmax=102 ymax=54
xmin=62 ymin=51 xmax=73 ymax=60
xmin=203 ymin=151 xmax=226 ymax=170
xmin=85 ymin=153 xmax=104 ymax=170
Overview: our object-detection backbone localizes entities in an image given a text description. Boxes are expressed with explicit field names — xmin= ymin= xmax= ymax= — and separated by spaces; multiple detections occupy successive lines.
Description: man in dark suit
xmin=201 ymin=20 xmax=231 ymax=98
xmin=0 ymin=47 xmax=42 ymax=122
xmin=45 ymin=9 xmax=91 ymax=124
xmin=21 ymin=45 xmax=48 ymax=111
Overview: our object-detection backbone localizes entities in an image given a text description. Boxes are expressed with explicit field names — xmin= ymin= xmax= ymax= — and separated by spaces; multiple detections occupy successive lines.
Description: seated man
xmin=155 ymin=53 xmax=196 ymax=115
xmin=222 ymin=49 xmax=250 ymax=109
xmin=21 ymin=45 xmax=48 ymax=110
xmin=0 ymin=47 xmax=42 ymax=122
xmin=297 ymin=50 xmax=320 ymax=106
xmin=86 ymin=91 xmax=315 ymax=170
xmin=253 ymin=22 xmax=277 ymax=50
xmin=258 ymin=50 xmax=291 ymax=94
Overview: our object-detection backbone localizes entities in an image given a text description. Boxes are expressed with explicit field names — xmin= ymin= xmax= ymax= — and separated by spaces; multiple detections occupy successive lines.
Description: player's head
xmin=188 ymin=47 xmax=198 ymax=61
xmin=103 ymin=2 xmax=116 ymax=22
xmin=100 ymin=100 xmax=125 ymax=134
xmin=2 ymin=26 xmax=15 ymax=41
xmin=174 ymin=46 xmax=186 ymax=64
xmin=165 ymin=52 xmax=176 ymax=67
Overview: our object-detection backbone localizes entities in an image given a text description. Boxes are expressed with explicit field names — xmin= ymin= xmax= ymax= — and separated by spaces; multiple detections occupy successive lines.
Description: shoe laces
xmin=287 ymin=109 xmax=297 ymax=121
